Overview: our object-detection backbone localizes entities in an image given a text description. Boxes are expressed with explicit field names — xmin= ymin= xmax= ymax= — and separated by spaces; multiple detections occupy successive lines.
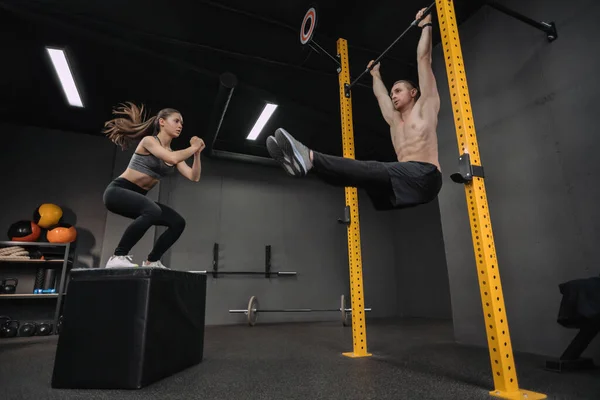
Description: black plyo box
xmin=51 ymin=267 xmax=207 ymax=389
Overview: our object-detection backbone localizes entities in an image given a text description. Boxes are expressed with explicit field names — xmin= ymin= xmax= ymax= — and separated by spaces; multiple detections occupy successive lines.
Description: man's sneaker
xmin=273 ymin=128 xmax=313 ymax=177
xmin=106 ymin=255 xmax=138 ymax=268
xmin=142 ymin=260 xmax=168 ymax=268
xmin=266 ymin=136 xmax=295 ymax=176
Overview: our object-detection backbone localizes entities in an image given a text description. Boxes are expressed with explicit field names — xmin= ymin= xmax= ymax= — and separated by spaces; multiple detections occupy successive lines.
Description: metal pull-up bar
xmin=345 ymin=1 xmax=436 ymax=97
xmin=486 ymin=1 xmax=557 ymax=41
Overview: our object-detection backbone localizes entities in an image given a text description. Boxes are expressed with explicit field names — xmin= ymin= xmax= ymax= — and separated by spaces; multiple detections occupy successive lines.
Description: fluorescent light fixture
xmin=247 ymin=103 xmax=278 ymax=140
xmin=46 ymin=47 xmax=84 ymax=108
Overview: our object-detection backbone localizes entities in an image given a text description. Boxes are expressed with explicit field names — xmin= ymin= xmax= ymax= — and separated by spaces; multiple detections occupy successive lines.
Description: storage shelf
xmin=0 ymin=259 xmax=71 ymax=263
xmin=0 ymin=294 xmax=65 ymax=299
xmin=0 ymin=241 xmax=72 ymax=247
xmin=0 ymin=240 xmax=76 ymax=336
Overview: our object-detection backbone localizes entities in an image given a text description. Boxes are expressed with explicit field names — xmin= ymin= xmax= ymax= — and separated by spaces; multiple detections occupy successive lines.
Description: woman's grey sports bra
xmin=127 ymin=136 xmax=176 ymax=179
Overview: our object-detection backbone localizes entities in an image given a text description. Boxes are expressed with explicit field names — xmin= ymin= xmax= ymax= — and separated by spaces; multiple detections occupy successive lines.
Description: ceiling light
xmin=247 ymin=103 xmax=278 ymax=140
xmin=46 ymin=47 xmax=84 ymax=108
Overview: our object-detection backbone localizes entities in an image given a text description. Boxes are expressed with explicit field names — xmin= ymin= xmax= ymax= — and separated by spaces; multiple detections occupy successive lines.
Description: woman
xmin=101 ymin=102 xmax=205 ymax=268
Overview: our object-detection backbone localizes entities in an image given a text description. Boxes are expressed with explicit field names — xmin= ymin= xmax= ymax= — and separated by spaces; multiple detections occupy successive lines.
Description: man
xmin=266 ymin=8 xmax=442 ymax=211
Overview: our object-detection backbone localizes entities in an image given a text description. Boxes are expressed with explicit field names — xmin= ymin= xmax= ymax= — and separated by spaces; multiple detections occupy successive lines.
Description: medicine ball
xmin=46 ymin=223 xmax=77 ymax=243
xmin=7 ymin=220 xmax=41 ymax=242
xmin=28 ymin=249 xmax=44 ymax=260
xmin=33 ymin=203 xmax=63 ymax=229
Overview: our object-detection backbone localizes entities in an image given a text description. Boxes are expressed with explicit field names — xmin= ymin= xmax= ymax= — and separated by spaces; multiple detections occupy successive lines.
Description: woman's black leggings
xmin=103 ymin=177 xmax=186 ymax=262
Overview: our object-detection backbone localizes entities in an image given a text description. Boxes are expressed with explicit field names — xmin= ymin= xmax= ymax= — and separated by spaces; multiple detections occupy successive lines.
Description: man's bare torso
xmin=390 ymin=101 xmax=441 ymax=172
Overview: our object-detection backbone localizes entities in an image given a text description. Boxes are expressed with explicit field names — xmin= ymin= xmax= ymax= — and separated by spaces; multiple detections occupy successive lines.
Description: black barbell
xmin=229 ymin=295 xmax=371 ymax=326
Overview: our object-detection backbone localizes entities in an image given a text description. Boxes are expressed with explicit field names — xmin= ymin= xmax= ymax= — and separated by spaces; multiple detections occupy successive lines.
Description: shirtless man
xmin=266 ymin=8 xmax=442 ymax=210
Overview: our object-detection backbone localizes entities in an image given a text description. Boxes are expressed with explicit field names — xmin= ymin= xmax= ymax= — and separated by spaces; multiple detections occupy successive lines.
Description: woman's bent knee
xmin=173 ymin=215 xmax=186 ymax=232
xmin=143 ymin=203 xmax=162 ymax=220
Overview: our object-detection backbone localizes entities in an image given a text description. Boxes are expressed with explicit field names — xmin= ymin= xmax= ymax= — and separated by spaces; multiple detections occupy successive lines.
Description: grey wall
xmin=0 ymin=123 xmax=113 ymax=311
xmin=160 ymin=151 xmax=452 ymax=326
xmin=0 ymin=123 xmax=115 ymax=271
xmin=434 ymin=0 xmax=600 ymax=361
xmin=159 ymin=156 xmax=400 ymax=326
xmin=393 ymin=199 xmax=452 ymax=319
xmin=0 ymin=123 xmax=452 ymax=327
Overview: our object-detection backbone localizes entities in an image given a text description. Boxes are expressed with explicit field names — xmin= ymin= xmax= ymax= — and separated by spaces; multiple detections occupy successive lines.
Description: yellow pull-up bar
xmin=436 ymin=0 xmax=546 ymax=398
xmin=301 ymin=1 xmax=549 ymax=396
xmin=336 ymin=37 xmax=371 ymax=359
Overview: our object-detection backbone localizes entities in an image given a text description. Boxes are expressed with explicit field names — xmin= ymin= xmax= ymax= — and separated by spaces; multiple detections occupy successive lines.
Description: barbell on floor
xmin=229 ymin=295 xmax=371 ymax=326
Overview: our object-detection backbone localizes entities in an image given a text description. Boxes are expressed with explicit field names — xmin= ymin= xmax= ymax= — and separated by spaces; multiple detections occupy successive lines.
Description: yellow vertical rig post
xmin=336 ymin=37 xmax=371 ymax=359
xmin=437 ymin=0 xmax=545 ymax=398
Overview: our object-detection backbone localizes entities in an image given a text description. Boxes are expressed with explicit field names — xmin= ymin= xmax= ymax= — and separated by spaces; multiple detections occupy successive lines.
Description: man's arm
xmin=369 ymin=61 xmax=397 ymax=126
xmin=415 ymin=9 xmax=440 ymax=111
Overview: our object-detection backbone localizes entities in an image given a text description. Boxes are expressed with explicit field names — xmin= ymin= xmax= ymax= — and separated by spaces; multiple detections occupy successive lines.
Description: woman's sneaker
xmin=106 ymin=255 xmax=138 ymax=268
xmin=142 ymin=260 xmax=168 ymax=268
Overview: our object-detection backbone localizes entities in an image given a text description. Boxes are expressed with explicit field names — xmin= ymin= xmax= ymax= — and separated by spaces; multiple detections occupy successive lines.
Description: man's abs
xmin=391 ymin=124 xmax=441 ymax=172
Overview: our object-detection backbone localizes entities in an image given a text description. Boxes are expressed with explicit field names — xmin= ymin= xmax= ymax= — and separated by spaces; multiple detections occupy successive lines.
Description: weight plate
xmin=247 ymin=295 xmax=258 ymax=326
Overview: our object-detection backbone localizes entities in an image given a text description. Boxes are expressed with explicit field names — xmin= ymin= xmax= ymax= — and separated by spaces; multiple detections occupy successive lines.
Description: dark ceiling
xmin=0 ymin=0 xmax=485 ymax=163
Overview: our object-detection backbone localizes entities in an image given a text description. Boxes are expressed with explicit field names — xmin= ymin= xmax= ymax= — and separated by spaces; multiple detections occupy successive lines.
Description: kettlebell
xmin=19 ymin=322 xmax=37 ymax=337
xmin=36 ymin=322 xmax=52 ymax=336
xmin=0 ymin=319 xmax=19 ymax=338
xmin=1 ymin=278 xmax=18 ymax=294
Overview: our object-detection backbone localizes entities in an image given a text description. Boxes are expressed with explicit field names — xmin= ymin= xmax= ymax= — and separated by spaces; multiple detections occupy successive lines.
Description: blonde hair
xmin=102 ymin=102 xmax=180 ymax=149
